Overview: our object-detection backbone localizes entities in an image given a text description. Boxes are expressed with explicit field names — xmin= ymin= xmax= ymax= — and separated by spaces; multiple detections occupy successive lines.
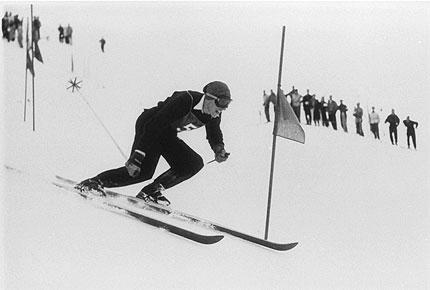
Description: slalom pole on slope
xmin=264 ymin=26 xmax=286 ymax=240
xmin=23 ymin=18 xmax=29 ymax=122
xmin=31 ymin=4 xmax=36 ymax=131
xmin=77 ymin=90 xmax=127 ymax=160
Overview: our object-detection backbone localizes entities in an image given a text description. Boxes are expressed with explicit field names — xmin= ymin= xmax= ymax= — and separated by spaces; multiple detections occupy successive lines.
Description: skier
xmin=384 ymin=109 xmax=400 ymax=145
xmin=403 ymin=116 xmax=418 ymax=149
xmin=75 ymin=81 xmax=232 ymax=206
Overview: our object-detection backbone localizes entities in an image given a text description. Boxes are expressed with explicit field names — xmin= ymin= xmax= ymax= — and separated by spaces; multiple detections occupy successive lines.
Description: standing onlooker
xmin=353 ymin=102 xmax=364 ymax=136
xmin=320 ymin=96 xmax=329 ymax=127
xmin=17 ymin=20 xmax=23 ymax=48
xmin=369 ymin=106 xmax=380 ymax=139
xmin=58 ymin=25 xmax=64 ymax=42
xmin=100 ymin=37 xmax=106 ymax=52
xmin=2 ymin=12 xmax=8 ymax=39
xmin=289 ymin=88 xmax=302 ymax=122
xmin=65 ymin=24 xmax=73 ymax=44
xmin=313 ymin=95 xmax=321 ymax=126
xmin=32 ymin=16 xmax=41 ymax=42
xmin=302 ymin=89 xmax=313 ymax=125
xmin=263 ymin=89 xmax=276 ymax=122
xmin=403 ymin=116 xmax=418 ymax=149
xmin=338 ymin=100 xmax=348 ymax=132
xmin=327 ymin=95 xmax=338 ymax=130
xmin=384 ymin=109 xmax=400 ymax=145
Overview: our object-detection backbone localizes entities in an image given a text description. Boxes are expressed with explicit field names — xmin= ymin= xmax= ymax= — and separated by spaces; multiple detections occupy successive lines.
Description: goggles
xmin=205 ymin=93 xmax=232 ymax=109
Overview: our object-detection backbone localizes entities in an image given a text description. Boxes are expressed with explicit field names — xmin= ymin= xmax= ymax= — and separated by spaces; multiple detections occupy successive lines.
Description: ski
xmin=52 ymin=181 xmax=223 ymax=245
xmin=55 ymin=176 xmax=298 ymax=251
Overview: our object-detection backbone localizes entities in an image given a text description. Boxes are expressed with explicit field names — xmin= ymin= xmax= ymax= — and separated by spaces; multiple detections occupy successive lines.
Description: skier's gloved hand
xmin=213 ymin=144 xmax=230 ymax=163
xmin=125 ymin=150 xmax=146 ymax=177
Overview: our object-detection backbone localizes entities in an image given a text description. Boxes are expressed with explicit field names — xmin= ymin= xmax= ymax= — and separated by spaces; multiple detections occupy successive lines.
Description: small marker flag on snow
xmin=273 ymin=90 xmax=305 ymax=143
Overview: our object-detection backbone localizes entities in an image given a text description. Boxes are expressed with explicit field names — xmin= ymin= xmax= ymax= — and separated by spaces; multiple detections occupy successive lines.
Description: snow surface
xmin=2 ymin=3 xmax=430 ymax=290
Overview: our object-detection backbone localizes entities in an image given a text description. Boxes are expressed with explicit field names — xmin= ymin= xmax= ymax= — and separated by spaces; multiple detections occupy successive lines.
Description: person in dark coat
xmin=320 ymin=96 xmax=329 ymax=127
xmin=327 ymin=95 xmax=338 ymax=130
xmin=403 ymin=116 xmax=418 ymax=149
xmin=302 ymin=89 xmax=313 ymax=125
xmin=338 ymin=100 xmax=348 ymax=132
xmin=384 ymin=109 xmax=400 ymax=145
xmin=75 ymin=81 xmax=232 ymax=205
xmin=313 ymin=95 xmax=321 ymax=126
xmin=58 ymin=25 xmax=64 ymax=42
xmin=99 ymin=37 xmax=106 ymax=52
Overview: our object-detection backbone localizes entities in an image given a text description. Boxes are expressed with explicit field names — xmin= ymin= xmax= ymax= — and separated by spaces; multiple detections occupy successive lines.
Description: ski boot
xmin=74 ymin=178 xmax=106 ymax=197
xmin=136 ymin=182 xmax=170 ymax=206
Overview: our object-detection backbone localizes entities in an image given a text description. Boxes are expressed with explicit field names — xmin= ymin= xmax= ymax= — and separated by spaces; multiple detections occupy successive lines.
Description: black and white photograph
xmin=1 ymin=1 xmax=429 ymax=289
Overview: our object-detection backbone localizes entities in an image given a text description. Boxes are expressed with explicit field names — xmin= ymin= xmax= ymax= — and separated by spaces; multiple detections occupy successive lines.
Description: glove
xmin=125 ymin=150 xmax=146 ymax=177
xmin=213 ymin=145 xmax=230 ymax=163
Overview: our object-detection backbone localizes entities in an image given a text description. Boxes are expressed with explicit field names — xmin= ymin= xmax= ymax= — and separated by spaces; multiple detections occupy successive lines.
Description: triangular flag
xmin=34 ymin=41 xmax=43 ymax=63
xmin=273 ymin=90 xmax=305 ymax=143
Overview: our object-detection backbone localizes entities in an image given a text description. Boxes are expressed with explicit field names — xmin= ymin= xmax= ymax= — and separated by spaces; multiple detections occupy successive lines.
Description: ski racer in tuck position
xmin=75 ymin=81 xmax=232 ymax=206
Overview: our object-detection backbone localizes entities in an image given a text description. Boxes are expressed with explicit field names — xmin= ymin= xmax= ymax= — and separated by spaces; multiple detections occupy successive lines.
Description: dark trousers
xmin=95 ymin=112 xmax=204 ymax=190
xmin=329 ymin=113 xmax=337 ymax=130
xmin=389 ymin=126 xmax=398 ymax=145
xmin=370 ymin=123 xmax=380 ymax=139
xmin=407 ymin=132 xmax=416 ymax=149
xmin=304 ymin=108 xmax=312 ymax=125
xmin=355 ymin=121 xmax=364 ymax=136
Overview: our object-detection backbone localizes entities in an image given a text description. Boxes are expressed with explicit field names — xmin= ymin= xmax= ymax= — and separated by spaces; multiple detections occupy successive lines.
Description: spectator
xmin=353 ymin=102 xmax=364 ymax=136
xmin=289 ymin=88 xmax=302 ymax=122
xmin=369 ymin=106 xmax=380 ymax=139
xmin=338 ymin=99 xmax=348 ymax=132
xmin=263 ymin=90 xmax=276 ymax=122
xmin=327 ymin=95 xmax=338 ymax=130
xmin=58 ymin=25 xmax=64 ymax=42
xmin=403 ymin=116 xmax=418 ymax=149
xmin=313 ymin=95 xmax=321 ymax=126
xmin=384 ymin=109 xmax=400 ymax=145
xmin=302 ymin=89 xmax=313 ymax=125
xmin=320 ymin=96 xmax=329 ymax=127
xmin=65 ymin=24 xmax=72 ymax=44
xmin=100 ymin=37 xmax=106 ymax=52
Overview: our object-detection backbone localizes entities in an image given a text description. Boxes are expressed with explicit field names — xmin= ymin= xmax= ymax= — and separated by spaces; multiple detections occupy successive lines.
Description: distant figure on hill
xmin=320 ymin=96 xmax=329 ymax=127
xmin=327 ymin=95 xmax=338 ymax=130
xmin=403 ymin=116 xmax=418 ymax=149
xmin=369 ymin=106 xmax=380 ymax=139
xmin=32 ymin=16 xmax=41 ymax=42
xmin=58 ymin=25 xmax=64 ymax=42
xmin=384 ymin=109 xmax=400 ymax=145
xmin=353 ymin=102 xmax=364 ymax=136
xmin=263 ymin=89 xmax=276 ymax=122
xmin=65 ymin=24 xmax=72 ymax=44
xmin=302 ymin=89 xmax=313 ymax=125
xmin=1 ymin=12 xmax=8 ymax=39
xmin=338 ymin=100 xmax=348 ymax=132
xmin=99 ymin=37 xmax=106 ymax=52
xmin=313 ymin=95 xmax=321 ymax=126
xmin=74 ymin=81 xmax=232 ymax=206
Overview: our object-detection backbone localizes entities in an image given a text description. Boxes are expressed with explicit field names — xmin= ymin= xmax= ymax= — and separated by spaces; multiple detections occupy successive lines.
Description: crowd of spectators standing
xmin=2 ymin=11 xmax=24 ymax=47
xmin=262 ymin=87 xmax=419 ymax=150
xmin=57 ymin=24 xmax=73 ymax=44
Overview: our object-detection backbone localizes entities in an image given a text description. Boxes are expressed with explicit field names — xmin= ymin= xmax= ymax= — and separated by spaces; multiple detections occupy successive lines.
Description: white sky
xmin=3 ymin=2 xmax=429 ymax=126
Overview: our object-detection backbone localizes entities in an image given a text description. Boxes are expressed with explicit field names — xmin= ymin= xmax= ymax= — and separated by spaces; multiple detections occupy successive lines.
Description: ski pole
xmin=206 ymin=152 xmax=230 ymax=164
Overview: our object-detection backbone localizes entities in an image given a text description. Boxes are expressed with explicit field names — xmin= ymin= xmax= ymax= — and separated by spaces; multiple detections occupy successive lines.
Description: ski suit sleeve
xmin=134 ymin=91 xmax=193 ymax=152
xmin=205 ymin=116 xmax=224 ymax=152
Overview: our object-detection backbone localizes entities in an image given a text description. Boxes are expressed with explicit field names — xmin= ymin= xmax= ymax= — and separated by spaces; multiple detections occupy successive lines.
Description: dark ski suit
xmin=403 ymin=119 xmax=418 ymax=149
xmin=96 ymin=90 xmax=225 ymax=190
xmin=385 ymin=113 xmax=400 ymax=145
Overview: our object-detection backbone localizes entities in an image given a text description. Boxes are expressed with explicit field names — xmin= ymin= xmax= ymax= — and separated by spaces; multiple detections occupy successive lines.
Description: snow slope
xmin=2 ymin=3 xmax=429 ymax=290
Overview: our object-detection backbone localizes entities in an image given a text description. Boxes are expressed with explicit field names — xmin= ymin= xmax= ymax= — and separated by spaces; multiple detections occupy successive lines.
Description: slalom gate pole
xmin=77 ymin=90 xmax=127 ymax=160
xmin=23 ymin=18 xmax=29 ymax=122
xmin=31 ymin=4 xmax=36 ymax=131
xmin=264 ymin=26 xmax=286 ymax=240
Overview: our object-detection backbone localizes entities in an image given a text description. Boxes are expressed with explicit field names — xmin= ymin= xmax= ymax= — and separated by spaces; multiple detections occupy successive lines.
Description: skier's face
xmin=203 ymin=98 xmax=226 ymax=118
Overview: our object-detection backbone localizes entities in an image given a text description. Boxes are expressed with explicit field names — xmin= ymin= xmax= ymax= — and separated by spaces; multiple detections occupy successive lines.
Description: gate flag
xmin=273 ymin=90 xmax=305 ymax=144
